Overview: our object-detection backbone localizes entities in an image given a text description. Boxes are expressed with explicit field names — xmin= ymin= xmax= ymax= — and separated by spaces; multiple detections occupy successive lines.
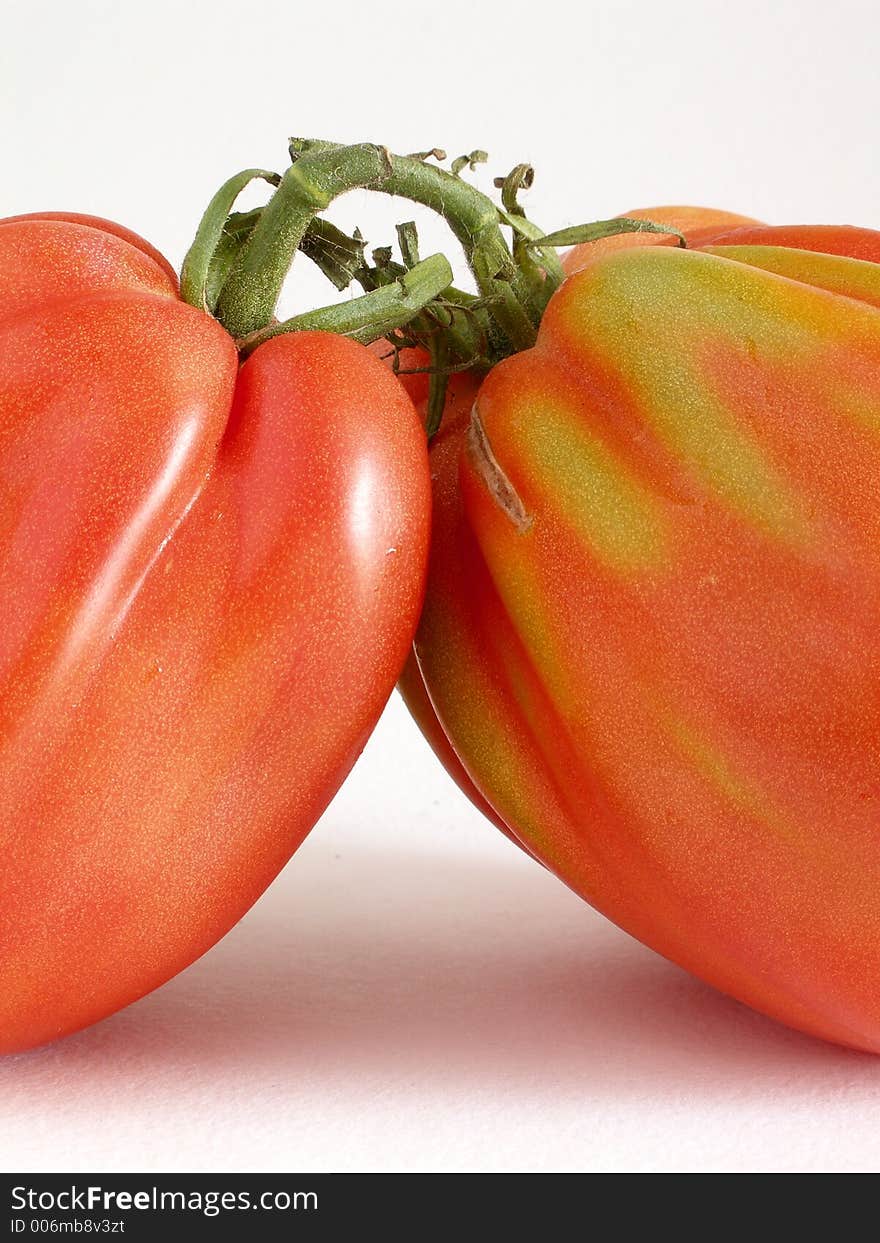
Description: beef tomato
xmin=399 ymin=202 xmax=880 ymax=1052
xmin=0 ymin=205 xmax=433 ymax=1053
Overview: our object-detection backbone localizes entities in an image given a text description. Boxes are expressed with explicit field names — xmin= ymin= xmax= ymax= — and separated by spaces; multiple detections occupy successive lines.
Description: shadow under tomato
xmin=12 ymin=832 xmax=874 ymax=1103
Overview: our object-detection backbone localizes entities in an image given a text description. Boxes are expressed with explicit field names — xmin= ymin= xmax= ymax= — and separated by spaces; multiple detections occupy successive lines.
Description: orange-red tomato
xmin=0 ymin=214 xmax=430 ymax=1053
xmin=402 ymin=208 xmax=880 ymax=1052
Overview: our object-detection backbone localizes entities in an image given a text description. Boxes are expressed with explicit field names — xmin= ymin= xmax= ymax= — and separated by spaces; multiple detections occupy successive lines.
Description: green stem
xmin=198 ymin=142 xmax=689 ymax=371
xmin=217 ymin=143 xmax=392 ymax=338
xmin=203 ymin=208 xmax=264 ymax=311
xmin=217 ymin=142 xmax=539 ymax=351
xmin=237 ymin=253 xmax=453 ymax=357
xmin=180 ymin=168 xmax=280 ymax=311
xmin=354 ymin=249 xmax=493 ymax=365
xmin=495 ymin=162 xmax=566 ymax=316
xmin=371 ymin=154 xmax=536 ymax=351
xmin=202 ymin=211 xmax=367 ymax=314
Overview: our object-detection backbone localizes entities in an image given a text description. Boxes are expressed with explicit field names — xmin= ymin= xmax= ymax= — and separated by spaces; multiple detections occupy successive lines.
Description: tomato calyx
xmin=181 ymin=139 xmax=685 ymax=425
xmin=329 ymin=142 xmax=686 ymax=431
xmin=180 ymin=151 xmax=454 ymax=357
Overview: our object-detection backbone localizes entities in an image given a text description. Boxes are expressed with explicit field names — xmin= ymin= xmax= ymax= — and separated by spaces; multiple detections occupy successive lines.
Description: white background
xmin=3 ymin=0 xmax=880 ymax=1174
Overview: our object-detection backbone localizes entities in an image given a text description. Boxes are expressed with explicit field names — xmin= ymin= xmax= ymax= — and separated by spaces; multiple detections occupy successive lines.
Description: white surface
xmin=5 ymin=697 xmax=880 ymax=1175
xmin=3 ymin=0 xmax=880 ymax=1175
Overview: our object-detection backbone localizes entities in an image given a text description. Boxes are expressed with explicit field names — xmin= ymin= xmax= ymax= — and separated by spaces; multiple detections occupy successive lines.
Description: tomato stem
xmin=217 ymin=144 xmax=392 ymax=339
xmin=367 ymin=150 xmax=538 ymax=352
xmin=181 ymin=169 xmax=370 ymax=319
xmin=181 ymin=168 xmax=280 ymax=312
xmin=236 ymin=253 xmax=454 ymax=357
xmin=213 ymin=141 xmax=543 ymax=351
xmin=187 ymin=140 xmax=688 ymax=367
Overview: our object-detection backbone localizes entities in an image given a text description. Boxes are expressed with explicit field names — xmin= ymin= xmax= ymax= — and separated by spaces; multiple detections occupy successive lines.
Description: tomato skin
xmin=0 ymin=211 xmax=180 ymax=288
xmin=0 ymin=216 xmax=179 ymax=318
xmin=562 ymin=206 xmax=762 ymax=274
xmin=405 ymin=210 xmax=880 ymax=1052
xmin=0 ymin=218 xmax=430 ymax=1053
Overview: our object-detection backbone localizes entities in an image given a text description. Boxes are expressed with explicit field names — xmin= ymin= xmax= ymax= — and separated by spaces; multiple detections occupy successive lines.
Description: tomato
xmin=0 ymin=212 xmax=430 ymax=1052
xmin=401 ymin=206 xmax=880 ymax=1052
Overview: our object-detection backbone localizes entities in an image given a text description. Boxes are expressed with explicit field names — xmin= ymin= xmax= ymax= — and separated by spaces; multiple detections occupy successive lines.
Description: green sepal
xmin=237 ymin=253 xmax=454 ymax=356
xmin=180 ymin=169 xmax=280 ymax=312
xmin=527 ymin=217 xmax=688 ymax=250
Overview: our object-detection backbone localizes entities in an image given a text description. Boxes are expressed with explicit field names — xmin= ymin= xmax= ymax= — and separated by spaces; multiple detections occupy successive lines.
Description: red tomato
xmin=401 ymin=208 xmax=880 ymax=1052
xmin=0 ymin=214 xmax=430 ymax=1053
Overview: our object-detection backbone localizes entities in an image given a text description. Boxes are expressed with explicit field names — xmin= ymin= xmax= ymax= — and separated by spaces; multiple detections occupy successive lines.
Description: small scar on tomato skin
xmin=144 ymin=657 xmax=164 ymax=682
xmin=467 ymin=406 xmax=533 ymax=533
